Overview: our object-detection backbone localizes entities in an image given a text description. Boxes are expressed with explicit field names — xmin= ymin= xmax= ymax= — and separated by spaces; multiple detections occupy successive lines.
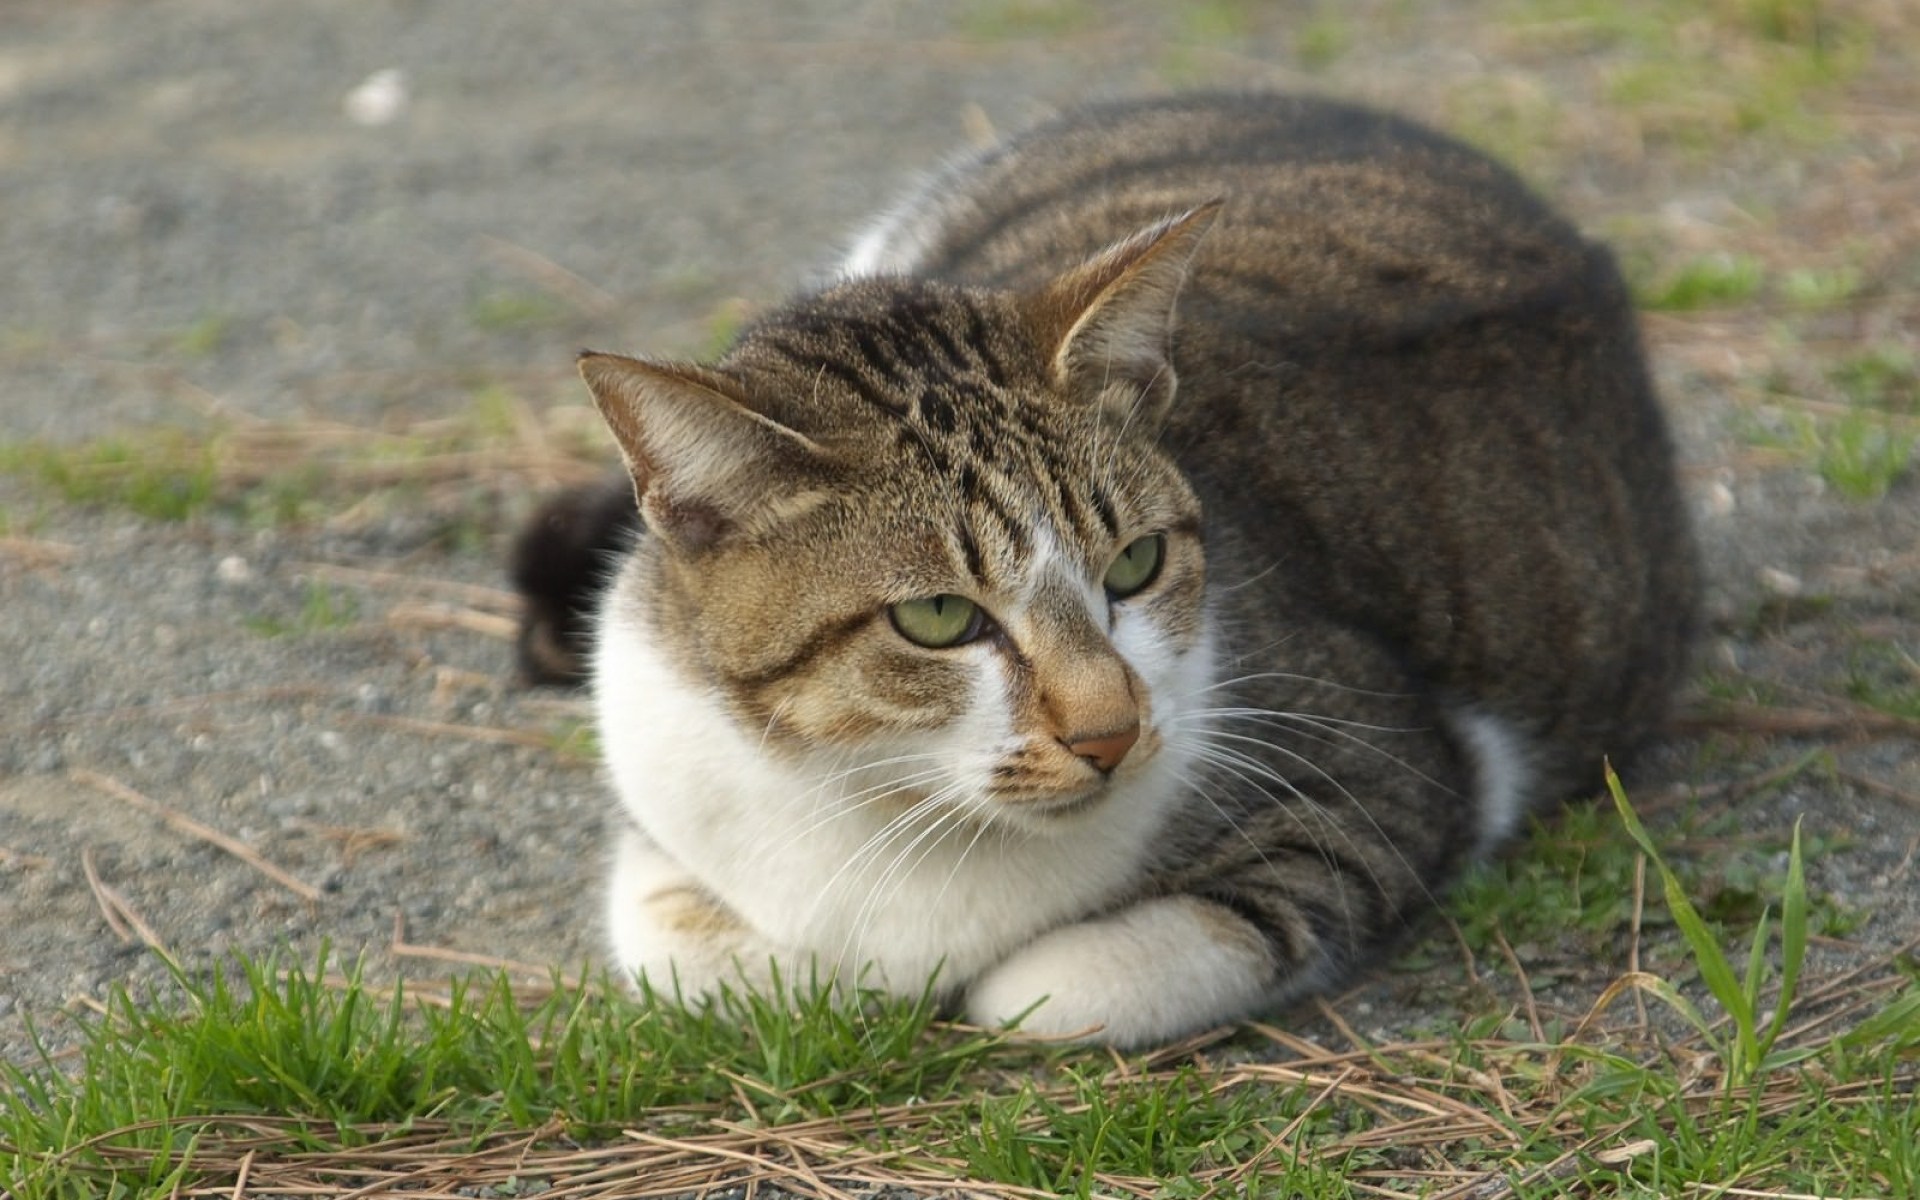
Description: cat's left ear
xmin=1032 ymin=201 xmax=1221 ymax=430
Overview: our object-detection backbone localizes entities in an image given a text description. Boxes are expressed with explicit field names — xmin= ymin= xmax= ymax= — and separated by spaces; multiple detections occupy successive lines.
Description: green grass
xmin=1447 ymin=799 xmax=1652 ymax=951
xmin=1445 ymin=755 xmax=1866 ymax=959
xmin=1810 ymin=346 xmax=1919 ymax=496
xmin=1747 ymin=400 xmax=1916 ymax=501
xmin=1737 ymin=339 xmax=1919 ymax=501
xmin=0 ymin=399 xmax=613 ymax=534
xmin=170 ymin=313 xmax=233 ymax=361
xmin=1780 ymin=263 xmax=1865 ymax=310
xmin=699 ymin=297 xmax=753 ymax=361
xmin=927 ymin=1065 xmax=1312 ymax=1194
xmin=1844 ymin=638 xmax=1920 ymax=720
xmin=5 ymin=784 xmax=1916 ymax=1198
xmin=957 ymin=0 xmax=1094 ymax=40
xmin=1175 ymin=0 xmax=1256 ymax=45
xmin=543 ymin=716 xmax=602 ymax=763
xmin=1832 ymin=345 xmax=1919 ymax=412
xmin=0 ymin=435 xmax=219 ymax=522
xmin=245 ymin=581 xmax=361 ymax=638
xmin=1635 ymin=251 xmax=1767 ymax=312
xmin=1442 ymin=75 xmax=1568 ymax=179
xmin=465 ymin=287 xmax=572 ymax=335
xmin=1812 ymin=409 xmax=1915 ymax=499
xmin=1609 ymin=767 xmax=1812 ymax=1089
xmin=1500 ymin=0 xmax=1869 ymax=151
xmin=1293 ymin=11 xmax=1355 ymax=70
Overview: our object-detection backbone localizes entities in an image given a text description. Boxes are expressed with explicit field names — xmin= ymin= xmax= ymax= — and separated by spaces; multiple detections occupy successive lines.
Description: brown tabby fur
xmin=512 ymin=92 xmax=1697 ymax=1032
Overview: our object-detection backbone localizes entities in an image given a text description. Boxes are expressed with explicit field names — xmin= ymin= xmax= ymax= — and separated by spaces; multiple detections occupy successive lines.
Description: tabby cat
xmin=510 ymin=92 xmax=1697 ymax=1046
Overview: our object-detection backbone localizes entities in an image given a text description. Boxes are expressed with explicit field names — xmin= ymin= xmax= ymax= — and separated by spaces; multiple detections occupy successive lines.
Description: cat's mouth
xmin=1019 ymin=786 xmax=1112 ymax=820
xmin=972 ymin=783 xmax=1114 ymax=828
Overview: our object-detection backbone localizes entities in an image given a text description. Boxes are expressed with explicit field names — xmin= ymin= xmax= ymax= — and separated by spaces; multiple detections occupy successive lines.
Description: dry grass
xmin=21 ymin=945 xmax=1911 ymax=1199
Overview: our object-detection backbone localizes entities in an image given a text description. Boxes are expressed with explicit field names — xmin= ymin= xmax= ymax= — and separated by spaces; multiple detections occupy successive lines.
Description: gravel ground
xmin=3 ymin=0 xmax=1918 ymax=1081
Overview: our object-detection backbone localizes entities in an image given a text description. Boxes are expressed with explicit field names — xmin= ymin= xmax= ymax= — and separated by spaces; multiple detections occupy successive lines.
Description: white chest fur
xmin=592 ymin=582 xmax=1205 ymax=995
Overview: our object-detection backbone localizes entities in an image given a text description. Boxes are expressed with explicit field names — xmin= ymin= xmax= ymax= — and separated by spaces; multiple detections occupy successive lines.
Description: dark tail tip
xmin=508 ymin=476 xmax=641 ymax=686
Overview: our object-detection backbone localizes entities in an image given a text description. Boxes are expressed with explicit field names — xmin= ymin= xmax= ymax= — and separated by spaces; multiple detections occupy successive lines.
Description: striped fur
xmin=517 ymin=92 xmax=1697 ymax=1045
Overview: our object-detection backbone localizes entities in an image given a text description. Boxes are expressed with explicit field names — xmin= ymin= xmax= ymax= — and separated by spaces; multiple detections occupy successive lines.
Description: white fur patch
xmin=1449 ymin=710 xmax=1533 ymax=855
xmin=841 ymin=190 xmax=941 ymax=278
xmin=842 ymin=214 xmax=917 ymax=277
xmin=592 ymin=556 xmax=1212 ymax=1010
xmin=837 ymin=146 xmax=989 ymax=278
xmin=603 ymin=820 xmax=805 ymax=996
xmin=1020 ymin=525 xmax=1105 ymax=617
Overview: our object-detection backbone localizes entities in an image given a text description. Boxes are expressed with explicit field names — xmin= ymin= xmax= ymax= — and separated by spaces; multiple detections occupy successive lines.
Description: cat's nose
xmin=1064 ymin=723 xmax=1140 ymax=773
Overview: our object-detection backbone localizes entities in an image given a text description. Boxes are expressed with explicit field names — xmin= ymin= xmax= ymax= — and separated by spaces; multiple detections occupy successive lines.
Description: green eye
xmin=889 ymin=594 xmax=986 ymax=648
xmin=1104 ymin=534 xmax=1165 ymax=598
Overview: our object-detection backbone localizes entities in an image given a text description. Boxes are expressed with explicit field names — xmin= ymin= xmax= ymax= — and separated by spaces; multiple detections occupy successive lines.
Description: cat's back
xmin=851 ymin=90 xmax=1585 ymax=324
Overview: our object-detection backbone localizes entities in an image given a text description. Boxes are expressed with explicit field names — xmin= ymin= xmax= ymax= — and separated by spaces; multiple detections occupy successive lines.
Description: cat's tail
xmin=508 ymin=475 xmax=640 ymax=685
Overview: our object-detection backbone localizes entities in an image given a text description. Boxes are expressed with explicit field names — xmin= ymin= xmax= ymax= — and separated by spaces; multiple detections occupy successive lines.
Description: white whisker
xmin=1176 ymin=669 xmax=1414 ymax=702
xmin=1185 ymin=706 xmax=1456 ymax=796
xmin=1172 ymin=743 xmax=1364 ymax=937
xmin=836 ymin=787 xmax=975 ymax=971
xmin=1180 ymin=727 xmax=1442 ymax=914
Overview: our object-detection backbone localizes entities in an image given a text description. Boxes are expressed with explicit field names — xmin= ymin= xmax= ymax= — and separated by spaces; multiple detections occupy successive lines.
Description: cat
xmin=510 ymin=91 xmax=1698 ymax=1047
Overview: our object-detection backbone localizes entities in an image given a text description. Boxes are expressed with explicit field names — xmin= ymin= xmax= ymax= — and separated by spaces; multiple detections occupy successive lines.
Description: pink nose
xmin=1065 ymin=724 xmax=1140 ymax=773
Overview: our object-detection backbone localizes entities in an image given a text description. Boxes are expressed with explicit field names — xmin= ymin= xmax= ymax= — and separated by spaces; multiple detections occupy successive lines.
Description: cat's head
xmin=585 ymin=207 xmax=1218 ymax=831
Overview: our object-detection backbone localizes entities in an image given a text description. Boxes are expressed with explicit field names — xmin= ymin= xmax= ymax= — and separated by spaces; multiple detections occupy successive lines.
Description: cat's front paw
xmin=964 ymin=895 xmax=1281 ymax=1046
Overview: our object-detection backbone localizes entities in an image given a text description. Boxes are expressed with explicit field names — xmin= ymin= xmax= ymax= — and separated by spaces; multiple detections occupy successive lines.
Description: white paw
xmin=964 ymin=895 xmax=1279 ymax=1046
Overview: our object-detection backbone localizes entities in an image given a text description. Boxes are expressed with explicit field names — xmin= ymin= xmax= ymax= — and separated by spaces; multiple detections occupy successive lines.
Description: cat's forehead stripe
xmin=760 ymin=333 xmax=908 ymax=420
xmin=946 ymin=421 xmax=1140 ymax=592
xmin=957 ymin=296 xmax=1014 ymax=388
xmin=962 ymin=471 xmax=1036 ymax=580
xmin=753 ymin=281 xmax=1173 ymax=594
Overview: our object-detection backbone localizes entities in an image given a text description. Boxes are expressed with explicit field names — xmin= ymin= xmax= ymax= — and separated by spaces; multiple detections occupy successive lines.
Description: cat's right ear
xmin=578 ymin=352 xmax=827 ymax=555
xmin=1033 ymin=201 xmax=1220 ymax=431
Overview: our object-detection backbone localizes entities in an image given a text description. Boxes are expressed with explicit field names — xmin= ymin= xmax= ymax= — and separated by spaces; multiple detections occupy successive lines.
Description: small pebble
xmin=1759 ymin=566 xmax=1803 ymax=597
xmin=266 ymin=792 xmax=315 ymax=818
xmin=216 ymin=555 xmax=253 ymax=584
xmin=1713 ymin=638 xmax=1742 ymax=671
xmin=344 ymin=68 xmax=408 ymax=127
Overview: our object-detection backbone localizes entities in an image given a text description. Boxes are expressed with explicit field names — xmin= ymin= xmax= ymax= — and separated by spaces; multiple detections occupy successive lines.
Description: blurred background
xmin=5 ymin=1 xmax=1914 ymax=446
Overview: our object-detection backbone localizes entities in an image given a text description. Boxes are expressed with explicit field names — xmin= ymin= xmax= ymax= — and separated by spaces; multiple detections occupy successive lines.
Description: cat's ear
xmin=578 ymin=352 xmax=827 ymax=555
xmin=1033 ymin=201 xmax=1221 ymax=429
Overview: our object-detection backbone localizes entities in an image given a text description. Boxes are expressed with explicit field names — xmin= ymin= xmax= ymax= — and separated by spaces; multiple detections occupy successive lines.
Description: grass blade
xmin=1607 ymin=764 xmax=1759 ymax=1079
xmin=1762 ymin=819 xmax=1810 ymax=1054
xmin=1744 ymin=907 xmax=1773 ymax=1020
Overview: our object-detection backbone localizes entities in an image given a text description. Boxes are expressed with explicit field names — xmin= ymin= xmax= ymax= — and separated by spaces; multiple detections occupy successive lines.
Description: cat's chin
xmin=983 ymin=783 xmax=1115 ymax=828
